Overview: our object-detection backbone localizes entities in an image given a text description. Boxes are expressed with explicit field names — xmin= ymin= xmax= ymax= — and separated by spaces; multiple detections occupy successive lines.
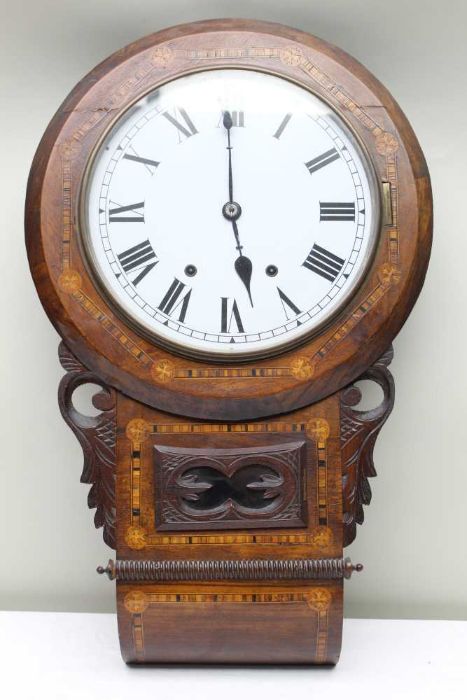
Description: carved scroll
xmin=154 ymin=439 xmax=306 ymax=531
xmin=340 ymin=346 xmax=395 ymax=546
xmin=58 ymin=342 xmax=116 ymax=548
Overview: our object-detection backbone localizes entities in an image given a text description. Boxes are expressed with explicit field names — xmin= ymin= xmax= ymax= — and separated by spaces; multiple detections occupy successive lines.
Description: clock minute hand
xmin=223 ymin=110 xmax=234 ymax=202
xmin=222 ymin=110 xmax=254 ymax=307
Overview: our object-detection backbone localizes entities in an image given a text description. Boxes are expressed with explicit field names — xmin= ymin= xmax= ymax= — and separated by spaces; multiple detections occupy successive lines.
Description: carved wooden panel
xmin=154 ymin=439 xmax=307 ymax=530
xmin=58 ymin=342 xmax=116 ymax=548
xmin=340 ymin=346 xmax=395 ymax=546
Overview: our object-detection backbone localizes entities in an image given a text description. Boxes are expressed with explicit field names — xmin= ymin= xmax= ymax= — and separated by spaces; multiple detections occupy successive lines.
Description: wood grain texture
xmin=116 ymin=394 xmax=341 ymax=560
xmin=26 ymin=18 xmax=432 ymax=421
xmin=114 ymin=390 xmax=344 ymax=664
xmin=117 ymin=581 xmax=343 ymax=664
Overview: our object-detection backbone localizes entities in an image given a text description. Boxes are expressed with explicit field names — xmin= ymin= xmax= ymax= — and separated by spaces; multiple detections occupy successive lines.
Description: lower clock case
xmin=59 ymin=342 xmax=394 ymax=664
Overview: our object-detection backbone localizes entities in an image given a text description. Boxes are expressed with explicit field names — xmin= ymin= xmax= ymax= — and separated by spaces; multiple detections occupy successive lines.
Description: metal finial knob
xmin=343 ymin=557 xmax=364 ymax=579
xmin=96 ymin=559 xmax=116 ymax=580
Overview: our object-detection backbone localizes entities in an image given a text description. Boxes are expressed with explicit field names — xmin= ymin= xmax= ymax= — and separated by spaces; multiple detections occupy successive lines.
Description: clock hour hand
xmin=234 ymin=253 xmax=253 ymax=308
xmin=222 ymin=110 xmax=254 ymax=307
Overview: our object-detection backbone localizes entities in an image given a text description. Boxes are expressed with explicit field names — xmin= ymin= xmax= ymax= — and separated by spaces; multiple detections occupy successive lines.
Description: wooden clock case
xmin=25 ymin=19 xmax=432 ymax=664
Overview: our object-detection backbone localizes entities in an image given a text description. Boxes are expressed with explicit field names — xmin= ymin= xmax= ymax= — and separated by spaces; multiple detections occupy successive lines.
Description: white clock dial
xmin=82 ymin=69 xmax=379 ymax=359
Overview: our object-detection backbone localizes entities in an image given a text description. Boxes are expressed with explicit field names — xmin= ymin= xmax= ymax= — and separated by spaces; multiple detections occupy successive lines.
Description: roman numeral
xmin=122 ymin=148 xmax=159 ymax=174
xmin=303 ymin=244 xmax=345 ymax=282
xmin=158 ymin=279 xmax=191 ymax=323
xmin=163 ymin=107 xmax=198 ymax=140
xmin=117 ymin=240 xmax=158 ymax=285
xmin=273 ymin=113 xmax=292 ymax=139
xmin=305 ymin=148 xmax=340 ymax=174
xmin=218 ymin=110 xmax=245 ymax=128
xmin=221 ymin=298 xmax=244 ymax=334
xmin=319 ymin=202 xmax=355 ymax=221
xmin=109 ymin=201 xmax=145 ymax=223
xmin=277 ymin=288 xmax=301 ymax=320
xmin=231 ymin=110 xmax=245 ymax=127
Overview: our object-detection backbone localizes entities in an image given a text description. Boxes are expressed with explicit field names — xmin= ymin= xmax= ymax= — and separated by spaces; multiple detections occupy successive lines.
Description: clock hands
xmin=222 ymin=110 xmax=254 ymax=307
xmin=224 ymin=110 xmax=234 ymax=202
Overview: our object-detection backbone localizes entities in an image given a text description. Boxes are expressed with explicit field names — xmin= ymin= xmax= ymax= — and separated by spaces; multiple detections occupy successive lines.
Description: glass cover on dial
xmin=83 ymin=69 xmax=379 ymax=359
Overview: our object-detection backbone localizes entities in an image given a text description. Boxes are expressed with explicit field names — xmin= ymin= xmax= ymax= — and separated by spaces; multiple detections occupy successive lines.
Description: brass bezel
xmin=78 ymin=65 xmax=382 ymax=364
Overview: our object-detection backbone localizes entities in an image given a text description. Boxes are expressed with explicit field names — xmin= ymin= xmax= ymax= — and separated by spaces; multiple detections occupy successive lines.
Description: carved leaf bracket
xmin=58 ymin=342 xmax=116 ymax=548
xmin=341 ymin=346 xmax=395 ymax=547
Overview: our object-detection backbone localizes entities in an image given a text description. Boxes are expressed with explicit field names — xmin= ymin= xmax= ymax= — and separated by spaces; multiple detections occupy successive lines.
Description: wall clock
xmin=25 ymin=19 xmax=432 ymax=664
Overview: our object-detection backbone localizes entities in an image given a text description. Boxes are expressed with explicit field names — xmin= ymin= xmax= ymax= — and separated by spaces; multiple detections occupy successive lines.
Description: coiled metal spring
xmin=97 ymin=557 xmax=362 ymax=581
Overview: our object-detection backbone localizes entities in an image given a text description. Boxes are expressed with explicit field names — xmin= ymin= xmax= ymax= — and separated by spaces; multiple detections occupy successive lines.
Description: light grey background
xmin=1 ymin=0 xmax=465 ymax=620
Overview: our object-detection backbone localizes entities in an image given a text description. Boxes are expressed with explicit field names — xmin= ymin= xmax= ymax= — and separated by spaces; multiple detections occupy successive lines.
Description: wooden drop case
xmin=25 ymin=19 xmax=432 ymax=664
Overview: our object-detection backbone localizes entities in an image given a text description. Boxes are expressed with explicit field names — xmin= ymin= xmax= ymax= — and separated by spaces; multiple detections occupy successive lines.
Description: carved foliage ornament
xmin=58 ymin=342 xmax=116 ymax=548
xmin=341 ymin=345 xmax=395 ymax=546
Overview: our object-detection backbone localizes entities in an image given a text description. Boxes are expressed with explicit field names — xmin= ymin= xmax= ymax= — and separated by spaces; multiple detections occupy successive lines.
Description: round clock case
xmin=26 ymin=19 xmax=432 ymax=421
